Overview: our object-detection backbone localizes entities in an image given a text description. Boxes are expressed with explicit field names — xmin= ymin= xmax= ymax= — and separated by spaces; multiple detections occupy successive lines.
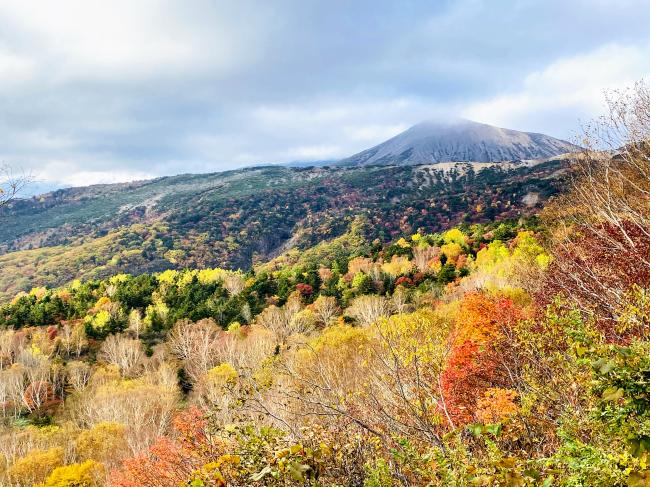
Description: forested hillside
xmin=0 ymin=86 xmax=649 ymax=487
xmin=0 ymin=159 xmax=567 ymax=301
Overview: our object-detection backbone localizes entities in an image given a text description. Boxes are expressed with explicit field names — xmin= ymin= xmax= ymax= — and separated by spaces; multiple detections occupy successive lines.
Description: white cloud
xmin=0 ymin=1 xmax=646 ymax=187
xmin=462 ymin=43 xmax=650 ymax=137
xmin=0 ymin=0 xmax=267 ymax=83
xmin=61 ymin=170 xmax=154 ymax=187
xmin=183 ymin=98 xmax=450 ymax=165
xmin=36 ymin=160 xmax=154 ymax=187
xmin=0 ymin=49 xmax=35 ymax=87
xmin=284 ymin=145 xmax=343 ymax=160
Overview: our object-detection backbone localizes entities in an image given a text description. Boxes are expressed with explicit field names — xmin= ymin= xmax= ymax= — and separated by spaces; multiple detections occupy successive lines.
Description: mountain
xmin=338 ymin=119 xmax=578 ymax=166
xmin=0 ymin=159 xmax=570 ymax=300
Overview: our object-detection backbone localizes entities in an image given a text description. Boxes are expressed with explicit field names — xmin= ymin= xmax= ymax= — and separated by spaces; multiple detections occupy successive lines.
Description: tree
xmin=278 ymin=323 xmax=377 ymax=437
xmin=58 ymin=322 xmax=88 ymax=358
xmin=40 ymin=460 xmax=104 ymax=487
xmin=7 ymin=447 xmax=64 ymax=486
xmin=66 ymin=361 xmax=92 ymax=392
xmin=368 ymin=310 xmax=455 ymax=442
xmin=127 ymin=309 xmax=144 ymax=339
xmin=412 ymin=244 xmax=439 ymax=273
xmin=99 ymin=334 xmax=144 ymax=378
xmin=23 ymin=379 xmax=58 ymax=413
xmin=255 ymin=292 xmax=312 ymax=344
xmin=345 ymin=295 xmax=391 ymax=327
xmin=391 ymin=285 xmax=412 ymax=314
xmin=12 ymin=342 xmax=61 ymax=414
xmin=110 ymin=407 xmax=240 ymax=487
xmin=443 ymin=228 xmax=467 ymax=246
xmin=351 ymin=271 xmax=374 ymax=294
xmin=0 ymin=164 xmax=30 ymax=208
xmin=0 ymin=328 xmax=24 ymax=370
xmin=310 ymin=295 xmax=340 ymax=326
xmin=475 ymin=387 xmax=519 ymax=424
xmin=381 ymin=255 xmax=413 ymax=278
xmin=209 ymin=323 xmax=276 ymax=375
xmin=75 ymin=422 xmax=128 ymax=469
xmin=167 ymin=318 xmax=222 ymax=383
xmin=544 ymin=81 xmax=650 ymax=334
xmin=223 ymin=271 xmax=246 ymax=296
xmin=441 ymin=292 xmax=527 ymax=425
xmin=278 ymin=309 xmax=454 ymax=460
xmin=75 ymin=378 xmax=178 ymax=454
xmin=195 ymin=363 xmax=240 ymax=423
xmin=0 ymin=364 xmax=25 ymax=418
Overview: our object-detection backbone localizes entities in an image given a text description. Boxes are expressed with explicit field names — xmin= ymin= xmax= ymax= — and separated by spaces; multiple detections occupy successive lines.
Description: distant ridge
xmin=338 ymin=118 xmax=578 ymax=166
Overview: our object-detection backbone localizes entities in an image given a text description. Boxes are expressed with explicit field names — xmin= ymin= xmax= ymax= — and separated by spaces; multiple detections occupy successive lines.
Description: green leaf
xmin=485 ymin=423 xmax=502 ymax=437
xmin=575 ymin=344 xmax=588 ymax=357
xmin=289 ymin=444 xmax=303 ymax=454
xmin=467 ymin=424 xmax=484 ymax=437
xmin=523 ymin=469 xmax=540 ymax=480
xmin=592 ymin=358 xmax=606 ymax=370
xmin=602 ymin=387 xmax=624 ymax=401
xmin=630 ymin=437 xmax=650 ymax=457
xmin=617 ymin=347 xmax=633 ymax=357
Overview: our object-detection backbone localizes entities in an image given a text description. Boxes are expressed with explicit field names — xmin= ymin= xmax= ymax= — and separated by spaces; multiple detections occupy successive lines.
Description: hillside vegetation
xmin=0 ymin=160 xmax=566 ymax=301
xmin=0 ymin=85 xmax=649 ymax=486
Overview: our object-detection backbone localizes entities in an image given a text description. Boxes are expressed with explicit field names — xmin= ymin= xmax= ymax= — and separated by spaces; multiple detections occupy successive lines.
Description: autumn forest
xmin=1 ymin=80 xmax=650 ymax=487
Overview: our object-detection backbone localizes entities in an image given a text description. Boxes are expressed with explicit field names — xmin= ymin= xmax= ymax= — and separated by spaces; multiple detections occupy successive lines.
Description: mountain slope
xmin=338 ymin=119 xmax=578 ymax=166
xmin=0 ymin=160 xmax=569 ymax=300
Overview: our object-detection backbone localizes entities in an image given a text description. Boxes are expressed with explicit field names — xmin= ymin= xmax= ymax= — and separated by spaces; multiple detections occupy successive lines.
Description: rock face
xmin=338 ymin=119 xmax=578 ymax=166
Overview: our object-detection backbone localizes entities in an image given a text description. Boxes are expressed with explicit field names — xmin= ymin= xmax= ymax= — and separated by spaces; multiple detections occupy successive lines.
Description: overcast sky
xmin=1 ymin=0 xmax=650 ymax=188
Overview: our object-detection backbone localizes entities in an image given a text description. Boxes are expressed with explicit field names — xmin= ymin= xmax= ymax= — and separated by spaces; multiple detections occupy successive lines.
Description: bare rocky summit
xmin=338 ymin=119 xmax=578 ymax=166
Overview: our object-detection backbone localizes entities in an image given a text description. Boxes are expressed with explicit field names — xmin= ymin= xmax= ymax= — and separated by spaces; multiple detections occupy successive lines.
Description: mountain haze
xmin=338 ymin=119 xmax=578 ymax=166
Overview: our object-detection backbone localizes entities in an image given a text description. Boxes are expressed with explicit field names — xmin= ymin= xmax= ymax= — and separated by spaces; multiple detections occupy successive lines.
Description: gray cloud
xmin=0 ymin=0 xmax=648 ymax=188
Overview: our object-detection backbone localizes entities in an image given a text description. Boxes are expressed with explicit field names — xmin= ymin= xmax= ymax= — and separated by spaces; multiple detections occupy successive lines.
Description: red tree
xmin=441 ymin=293 xmax=527 ymax=425
xmin=110 ymin=407 xmax=232 ymax=487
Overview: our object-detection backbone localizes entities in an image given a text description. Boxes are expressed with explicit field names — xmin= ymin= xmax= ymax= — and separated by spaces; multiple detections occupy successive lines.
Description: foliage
xmin=0 ymin=159 xmax=567 ymax=300
xmin=0 ymin=133 xmax=646 ymax=487
xmin=39 ymin=460 xmax=105 ymax=487
xmin=7 ymin=447 xmax=64 ymax=485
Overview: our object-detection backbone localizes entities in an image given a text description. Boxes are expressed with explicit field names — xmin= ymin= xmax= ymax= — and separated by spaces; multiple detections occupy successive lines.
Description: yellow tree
xmin=99 ymin=334 xmax=144 ymax=378
xmin=278 ymin=309 xmax=454 ymax=452
xmin=39 ymin=459 xmax=104 ymax=487
xmin=7 ymin=447 xmax=64 ymax=486
xmin=75 ymin=422 xmax=128 ymax=469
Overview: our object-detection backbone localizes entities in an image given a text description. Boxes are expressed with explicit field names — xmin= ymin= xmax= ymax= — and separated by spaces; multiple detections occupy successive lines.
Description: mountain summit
xmin=338 ymin=119 xmax=578 ymax=166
